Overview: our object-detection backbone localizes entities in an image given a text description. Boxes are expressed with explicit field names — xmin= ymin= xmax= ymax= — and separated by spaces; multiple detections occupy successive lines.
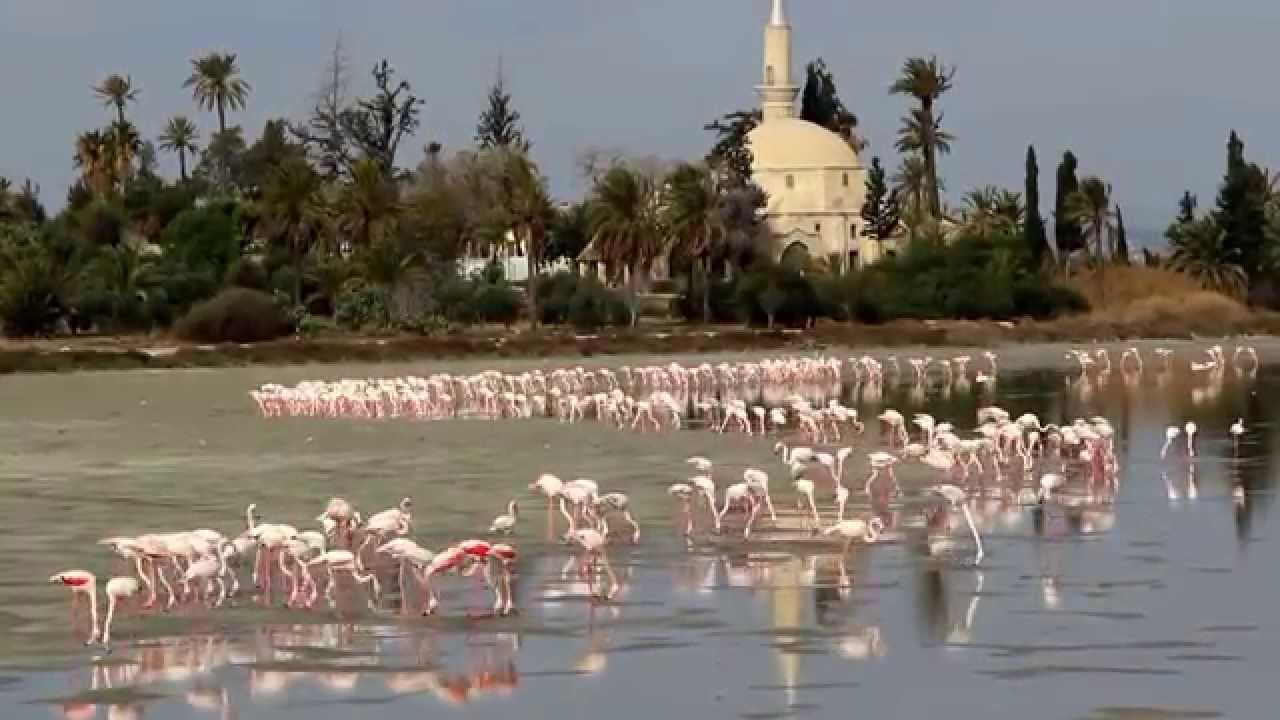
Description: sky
xmin=3 ymin=0 xmax=1280 ymax=237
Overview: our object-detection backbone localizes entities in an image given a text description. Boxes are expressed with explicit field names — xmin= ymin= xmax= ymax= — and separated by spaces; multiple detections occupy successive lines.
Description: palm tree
xmin=892 ymin=155 xmax=930 ymax=216
xmin=960 ymin=186 xmax=1024 ymax=236
xmin=93 ymin=74 xmax=138 ymax=125
xmin=106 ymin=120 xmax=141 ymax=185
xmin=1168 ymin=217 xmax=1247 ymax=297
xmin=158 ymin=116 xmax=200 ymax=182
xmin=664 ymin=163 xmax=725 ymax=324
xmin=74 ymin=130 xmax=112 ymax=196
xmin=336 ymin=158 xmax=400 ymax=249
xmin=1065 ymin=176 xmax=1116 ymax=260
xmin=498 ymin=151 xmax=553 ymax=327
xmin=588 ymin=164 xmax=665 ymax=326
xmin=263 ymin=158 xmax=323 ymax=305
xmin=90 ymin=243 xmax=157 ymax=328
xmin=184 ymin=52 xmax=251 ymax=134
xmin=889 ymin=56 xmax=955 ymax=218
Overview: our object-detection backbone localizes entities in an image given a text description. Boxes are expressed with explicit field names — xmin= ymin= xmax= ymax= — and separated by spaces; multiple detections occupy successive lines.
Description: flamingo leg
xmin=960 ymin=504 xmax=985 ymax=565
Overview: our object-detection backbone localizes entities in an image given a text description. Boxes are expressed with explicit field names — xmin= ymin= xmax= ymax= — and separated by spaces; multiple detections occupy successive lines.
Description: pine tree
xmin=1213 ymin=131 xmax=1268 ymax=284
xmin=475 ymin=61 xmax=529 ymax=152
xmin=1054 ymin=150 xmax=1083 ymax=256
xmin=1023 ymin=145 xmax=1049 ymax=266
xmin=860 ymin=157 xmax=900 ymax=240
xmin=1115 ymin=205 xmax=1130 ymax=264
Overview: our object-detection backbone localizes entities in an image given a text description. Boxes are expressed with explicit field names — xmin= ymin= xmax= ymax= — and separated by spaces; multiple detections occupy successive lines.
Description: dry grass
xmin=1065 ymin=265 xmax=1209 ymax=311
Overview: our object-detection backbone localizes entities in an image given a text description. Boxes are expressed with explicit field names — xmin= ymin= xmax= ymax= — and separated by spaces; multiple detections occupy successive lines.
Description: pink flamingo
xmin=48 ymin=571 xmax=141 ymax=647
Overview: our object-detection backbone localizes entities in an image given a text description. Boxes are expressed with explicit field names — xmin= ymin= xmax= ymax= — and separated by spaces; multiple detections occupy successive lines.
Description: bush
xmin=535 ymin=272 xmax=580 ymax=325
xmin=297 ymin=314 xmax=339 ymax=337
xmin=434 ymin=275 xmax=480 ymax=326
xmin=175 ymin=288 xmax=292 ymax=343
xmin=568 ymin=279 xmax=628 ymax=331
xmin=847 ymin=232 xmax=1086 ymax=322
xmin=733 ymin=262 xmax=820 ymax=328
xmin=474 ymin=282 xmax=522 ymax=326
xmin=334 ymin=281 xmax=391 ymax=330
xmin=0 ymin=251 xmax=70 ymax=337
xmin=160 ymin=207 xmax=240 ymax=279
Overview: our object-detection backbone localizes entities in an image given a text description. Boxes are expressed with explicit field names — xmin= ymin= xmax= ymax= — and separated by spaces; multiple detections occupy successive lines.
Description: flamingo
xmin=927 ymin=485 xmax=985 ymax=565
xmin=1038 ymin=473 xmax=1066 ymax=503
xmin=489 ymin=500 xmax=519 ymax=535
xmin=865 ymin=452 xmax=900 ymax=496
xmin=718 ymin=482 xmax=764 ymax=540
xmin=569 ymin=528 xmax=618 ymax=601
xmin=743 ymin=467 xmax=778 ymax=521
xmin=668 ymin=483 xmax=697 ymax=536
xmin=792 ymin=478 xmax=821 ymax=532
xmin=690 ymin=474 xmax=720 ymax=531
xmin=377 ymin=539 xmax=433 ymax=613
xmin=823 ymin=517 xmax=884 ymax=554
xmin=48 ymin=570 xmax=100 ymax=645
xmin=307 ymin=550 xmax=380 ymax=609
xmin=530 ymin=473 xmax=565 ymax=535
xmin=49 ymin=571 xmax=141 ymax=647
xmin=1160 ymin=426 xmax=1181 ymax=460
xmin=1230 ymin=418 xmax=1245 ymax=455
xmin=1184 ymin=421 xmax=1198 ymax=458
xmin=593 ymin=492 xmax=641 ymax=543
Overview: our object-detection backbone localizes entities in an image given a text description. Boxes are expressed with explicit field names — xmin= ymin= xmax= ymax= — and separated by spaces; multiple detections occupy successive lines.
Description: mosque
xmin=572 ymin=0 xmax=894 ymax=284
xmin=749 ymin=0 xmax=891 ymax=270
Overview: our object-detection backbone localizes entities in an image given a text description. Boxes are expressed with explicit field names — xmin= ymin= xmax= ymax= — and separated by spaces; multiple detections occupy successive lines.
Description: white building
xmin=748 ymin=0 xmax=891 ymax=270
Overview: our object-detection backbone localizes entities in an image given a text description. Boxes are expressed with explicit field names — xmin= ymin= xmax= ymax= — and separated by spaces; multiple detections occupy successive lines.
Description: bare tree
xmin=290 ymin=36 xmax=353 ymax=179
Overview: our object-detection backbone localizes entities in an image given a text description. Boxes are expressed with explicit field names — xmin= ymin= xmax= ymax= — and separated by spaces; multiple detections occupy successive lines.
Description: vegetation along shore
xmin=2 ymin=34 xmax=1279 ymax=370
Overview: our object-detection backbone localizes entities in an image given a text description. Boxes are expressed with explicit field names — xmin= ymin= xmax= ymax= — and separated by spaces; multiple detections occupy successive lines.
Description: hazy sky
xmin=3 ymin=0 xmax=1279 ymax=233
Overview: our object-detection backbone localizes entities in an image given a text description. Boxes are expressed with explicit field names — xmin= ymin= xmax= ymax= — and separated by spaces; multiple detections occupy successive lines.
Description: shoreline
xmin=2 ymin=316 xmax=1278 ymax=374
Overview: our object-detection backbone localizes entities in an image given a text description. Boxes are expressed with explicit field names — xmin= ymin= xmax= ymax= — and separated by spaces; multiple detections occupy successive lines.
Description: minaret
xmin=757 ymin=0 xmax=799 ymax=122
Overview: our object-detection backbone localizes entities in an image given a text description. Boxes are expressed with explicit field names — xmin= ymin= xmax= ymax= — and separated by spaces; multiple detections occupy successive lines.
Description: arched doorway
xmin=780 ymin=241 xmax=811 ymax=270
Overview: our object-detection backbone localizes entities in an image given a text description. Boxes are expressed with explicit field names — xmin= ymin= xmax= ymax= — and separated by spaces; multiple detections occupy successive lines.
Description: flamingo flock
xmin=54 ymin=343 xmax=1260 ymax=649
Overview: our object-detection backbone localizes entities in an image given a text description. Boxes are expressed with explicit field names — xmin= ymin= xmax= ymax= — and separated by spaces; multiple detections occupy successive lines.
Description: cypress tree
xmin=1115 ymin=205 xmax=1130 ymax=264
xmin=1177 ymin=191 xmax=1197 ymax=224
xmin=1023 ymin=145 xmax=1049 ymax=266
xmin=860 ymin=157 xmax=900 ymax=241
xmin=1213 ymin=131 xmax=1268 ymax=286
xmin=1054 ymin=151 xmax=1082 ymax=256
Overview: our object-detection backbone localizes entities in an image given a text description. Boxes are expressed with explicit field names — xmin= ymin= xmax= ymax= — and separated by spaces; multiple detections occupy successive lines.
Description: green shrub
xmin=297 ymin=314 xmax=339 ymax=337
xmin=175 ymin=288 xmax=292 ymax=343
xmin=0 ymin=251 xmax=69 ymax=337
xmin=334 ymin=281 xmax=391 ymax=330
xmin=474 ymin=282 xmax=522 ymax=326
xmin=733 ymin=262 xmax=820 ymax=328
xmin=160 ymin=207 xmax=240 ymax=279
xmin=434 ymin=275 xmax=479 ymax=325
xmin=535 ymin=272 xmax=580 ymax=325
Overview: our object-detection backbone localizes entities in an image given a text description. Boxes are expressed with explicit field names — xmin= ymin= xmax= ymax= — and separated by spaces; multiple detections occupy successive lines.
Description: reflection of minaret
xmin=769 ymin=556 xmax=802 ymax=707
xmin=757 ymin=0 xmax=799 ymax=122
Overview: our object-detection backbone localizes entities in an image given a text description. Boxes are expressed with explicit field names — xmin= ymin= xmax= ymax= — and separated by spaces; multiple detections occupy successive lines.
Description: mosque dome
xmin=748 ymin=117 xmax=862 ymax=171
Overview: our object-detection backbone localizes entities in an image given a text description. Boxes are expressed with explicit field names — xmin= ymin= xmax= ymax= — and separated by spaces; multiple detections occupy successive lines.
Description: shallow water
xmin=0 ymin=344 xmax=1277 ymax=720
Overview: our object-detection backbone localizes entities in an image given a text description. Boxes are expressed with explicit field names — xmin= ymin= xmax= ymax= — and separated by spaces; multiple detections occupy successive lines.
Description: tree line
xmin=0 ymin=44 xmax=1273 ymax=340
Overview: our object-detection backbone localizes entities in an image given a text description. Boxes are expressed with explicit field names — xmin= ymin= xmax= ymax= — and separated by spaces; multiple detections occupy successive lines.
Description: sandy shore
xmin=0 ymin=319 xmax=1275 ymax=375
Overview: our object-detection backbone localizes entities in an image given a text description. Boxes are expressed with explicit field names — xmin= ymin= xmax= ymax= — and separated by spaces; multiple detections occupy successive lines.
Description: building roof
xmin=748 ymin=117 xmax=862 ymax=171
